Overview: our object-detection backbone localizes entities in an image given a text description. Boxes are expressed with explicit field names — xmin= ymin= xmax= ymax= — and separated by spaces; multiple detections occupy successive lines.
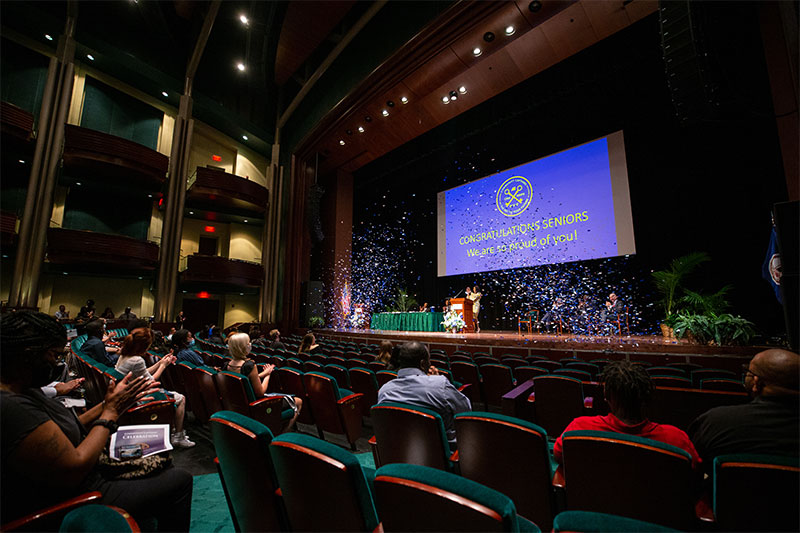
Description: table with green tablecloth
xmin=370 ymin=312 xmax=446 ymax=332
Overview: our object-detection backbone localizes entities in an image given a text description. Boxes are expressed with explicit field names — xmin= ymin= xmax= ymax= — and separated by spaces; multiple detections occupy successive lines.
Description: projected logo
xmin=495 ymin=176 xmax=533 ymax=217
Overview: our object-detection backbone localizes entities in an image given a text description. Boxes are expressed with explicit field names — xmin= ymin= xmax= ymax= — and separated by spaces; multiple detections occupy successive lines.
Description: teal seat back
xmin=371 ymin=402 xmax=452 ymax=471
xmin=553 ymin=511 xmax=677 ymax=532
xmin=59 ymin=504 xmax=138 ymax=532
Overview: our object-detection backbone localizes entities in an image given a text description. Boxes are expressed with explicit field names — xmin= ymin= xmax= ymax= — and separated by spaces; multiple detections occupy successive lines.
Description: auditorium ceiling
xmin=0 ymin=0 xmax=656 ymax=171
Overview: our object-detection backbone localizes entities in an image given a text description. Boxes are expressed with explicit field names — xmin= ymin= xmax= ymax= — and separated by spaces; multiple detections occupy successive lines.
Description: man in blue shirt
xmin=79 ymin=319 xmax=118 ymax=367
xmin=377 ymin=341 xmax=471 ymax=445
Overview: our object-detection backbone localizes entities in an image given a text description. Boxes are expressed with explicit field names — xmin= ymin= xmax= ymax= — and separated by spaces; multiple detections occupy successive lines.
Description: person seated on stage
xmin=0 ymin=311 xmax=193 ymax=531
xmin=224 ymin=333 xmax=303 ymax=432
xmin=553 ymin=360 xmax=701 ymax=470
xmin=115 ymin=327 xmax=194 ymax=448
xmin=377 ymin=341 xmax=471 ymax=447
xmin=541 ymin=297 xmax=564 ymax=332
xmin=419 ymin=302 xmax=430 ymax=312
xmin=80 ymin=319 xmax=119 ymax=367
xmin=268 ymin=329 xmax=287 ymax=352
xmin=573 ymin=294 xmax=596 ymax=334
xmin=117 ymin=306 xmax=137 ymax=321
xmin=298 ymin=332 xmax=321 ymax=355
xmin=376 ymin=340 xmax=393 ymax=366
xmin=467 ymin=285 xmax=482 ymax=333
xmin=172 ymin=329 xmax=204 ymax=366
xmin=54 ymin=304 xmax=70 ymax=321
xmin=689 ymin=349 xmax=799 ymax=470
xmin=599 ymin=292 xmax=623 ymax=322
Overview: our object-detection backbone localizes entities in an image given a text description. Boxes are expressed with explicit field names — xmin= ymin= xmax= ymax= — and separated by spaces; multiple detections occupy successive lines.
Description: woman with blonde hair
xmin=115 ymin=327 xmax=194 ymax=447
xmin=225 ymin=332 xmax=302 ymax=431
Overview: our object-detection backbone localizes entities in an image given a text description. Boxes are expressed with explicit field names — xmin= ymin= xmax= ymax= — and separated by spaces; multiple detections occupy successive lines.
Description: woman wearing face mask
xmin=0 ymin=311 xmax=193 ymax=530
xmin=171 ymin=329 xmax=204 ymax=366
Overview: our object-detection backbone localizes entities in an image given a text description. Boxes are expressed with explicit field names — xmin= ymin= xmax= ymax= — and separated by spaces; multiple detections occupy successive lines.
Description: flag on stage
xmin=761 ymin=227 xmax=782 ymax=303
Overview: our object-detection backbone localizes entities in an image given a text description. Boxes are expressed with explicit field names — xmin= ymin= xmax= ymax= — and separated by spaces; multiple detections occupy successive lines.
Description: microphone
xmin=453 ymin=288 xmax=464 ymax=299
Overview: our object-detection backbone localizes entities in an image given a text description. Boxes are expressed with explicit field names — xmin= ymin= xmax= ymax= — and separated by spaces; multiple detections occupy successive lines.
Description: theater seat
xmin=561 ymin=430 xmax=696 ymax=530
xmin=374 ymin=463 xmax=540 ymax=532
xmin=712 ymin=454 xmax=799 ymax=532
xmin=531 ymin=375 xmax=589 ymax=436
xmin=303 ymin=371 xmax=363 ymax=449
xmin=371 ymin=402 xmax=454 ymax=472
xmin=58 ymin=505 xmax=139 ymax=532
xmin=213 ymin=370 xmax=290 ymax=435
xmin=1 ymin=492 xmax=102 ymax=532
xmin=348 ymin=367 xmax=379 ymax=417
xmin=209 ymin=411 xmax=286 ymax=532
xmin=269 ymin=433 xmax=379 ymax=532
xmin=455 ymin=412 xmax=555 ymax=529
xmin=552 ymin=511 xmax=677 ymax=532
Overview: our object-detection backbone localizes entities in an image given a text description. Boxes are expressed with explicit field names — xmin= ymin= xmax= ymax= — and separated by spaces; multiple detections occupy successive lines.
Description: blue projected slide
xmin=436 ymin=131 xmax=635 ymax=277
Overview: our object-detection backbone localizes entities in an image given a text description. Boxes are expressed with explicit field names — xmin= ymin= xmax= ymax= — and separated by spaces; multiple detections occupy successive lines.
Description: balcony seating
xmin=269 ymin=433 xmax=379 ymax=532
xmin=561 ymin=430 xmax=696 ymax=530
xmin=373 ymin=463 xmax=540 ymax=532
xmin=0 ymin=101 xmax=34 ymax=142
xmin=47 ymin=228 xmax=159 ymax=270
xmin=712 ymin=454 xmax=799 ymax=532
xmin=0 ymin=211 xmax=18 ymax=247
xmin=209 ymin=411 xmax=286 ymax=532
xmin=302 ymin=372 xmax=363 ymax=450
xmin=370 ymin=402 xmax=455 ymax=472
xmin=180 ymin=254 xmax=264 ymax=287
xmin=455 ymin=412 xmax=555 ymax=529
xmin=188 ymin=166 xmax=268 ymax=215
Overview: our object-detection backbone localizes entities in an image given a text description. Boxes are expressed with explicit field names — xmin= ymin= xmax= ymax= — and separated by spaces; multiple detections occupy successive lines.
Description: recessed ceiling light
xmin=400 ymin=96 xmax=408 ymax=104
xmin=86 ymin=54 xmax=95 ymax=61
xmin=458 ymin=86 xmax=467 ymax=94
xmin=505 ymin=25 xmax=516 ymax=36
xmin=161 ymin=91 xmax=168 ymax=97
xmin=472 ymin=47 xmax=482 ymax=57
xmin=357 ymin=126 xmax=364 ymax=133
xmin=529 ymin=0 xmax=542 ymax=12
xmin=147 ymin=194 xmax=153 ymax=198
xmin=242 ymin=135 xmax=248 ymax=140
xmin=239 ymin=293 xmax=244 ymax=296
xmin=365 ymin=116 xmax=372 ymax=122
xmin=483 ymin=32 xmax=495 ymax=42
xmin=243 ymin=219 xmax=248 ymax=223
xmin=63 ymin=272 xmax=69 ymax=275
xmin=442 ymin=96 xmax=450 ymax=104
xmin=346 ymin=129 xmax=353 ymax=135
xmin=239 ymin=14 xmax=249 ymax=25
xmin=386 ymin=100 xmax=395 ymax=107
xmin=237 ymin=63 xmax=246 ymax=71
xmin=189 ymin=211 xmax=194 ymax=215
xmin=45 ymin=34 xmax=53 ymax=41
xmin=18 ymin=159 xmax=25 ymax=164
xmin=449 ymin=91 xmax=458 ymax=101
xmin=76 ymin=182 xmax=82 ymax=186
xmin=339 ymin=140 xmax=346 ymax=145
xmin=381 ymin=109 xmax=389 ymax=117
xmin=138 ymin=276 xmax=143 ymax=280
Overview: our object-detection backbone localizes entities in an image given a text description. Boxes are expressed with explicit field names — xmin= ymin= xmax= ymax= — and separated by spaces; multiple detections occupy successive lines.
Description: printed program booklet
xmin=109 ymin=424 xmax=173 ymax=461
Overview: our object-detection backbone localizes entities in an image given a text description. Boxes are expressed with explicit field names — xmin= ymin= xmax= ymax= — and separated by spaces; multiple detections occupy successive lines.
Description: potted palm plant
xmin=651 ymin=252 xmax=710 ymax=338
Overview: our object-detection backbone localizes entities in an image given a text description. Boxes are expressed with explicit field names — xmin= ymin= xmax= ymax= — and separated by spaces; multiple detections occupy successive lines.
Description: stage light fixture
xmin=458 ymin=86 xmax=467 ymax=94
xmin=442 ymin=96 xmax=450 ymax=104
xmin=237 ymin=63 xmax=246 ymax=71
xmin=357 ymin=126 xmax=364 ymax=133
xmin=381 ymin=109 xmax=389 ymax=117
xmin=45 ymin=34 xmax=53 ymax=41
xmin=483 ymin=31 xmax=495 ymax=42
xmin=239 ymin=14 xmax=249 ymax=25
xmin=401 ymin=96 xmax=408 ymax=104
xmin=339 ymin=140 xmax=346 ymax=145
xmin=505 ymin=25 xmax=516 ymax=35
xmin=529 ymin=0 xmax=542 ymax=12
xmin=449 ymin=90 xmax=458 ymax=101
xmin=472 ymin=47 xmax=482 ymax=57
xmin=86 ymin=54 xmax=95 ymax=61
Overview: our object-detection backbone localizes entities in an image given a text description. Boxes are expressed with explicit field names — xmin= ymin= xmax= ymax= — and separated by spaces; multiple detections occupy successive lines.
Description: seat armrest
xmin=695 ymin=493 xmax=715 ymax=523
xmin=1 ymin=491 xmax=102 ymax=532
xmin=552 ymin=465 xmax=565 ymax=489
xmin=369 ymin=435 xmax=380 ymax=467
xmin=450 ymin=449 xmax=459 ymax=462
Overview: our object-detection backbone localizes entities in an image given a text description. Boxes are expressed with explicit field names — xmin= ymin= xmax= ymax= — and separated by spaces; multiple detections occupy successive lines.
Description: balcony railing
xmin=46 ymin=227 xmax=159 ymax=269
xmin=180 ymin=253 xmax=264 ymax=287
xmin=1 ymin=101 xmax=35 ymax=142
xmin=187 ymin=167 xmax=268 ymax=215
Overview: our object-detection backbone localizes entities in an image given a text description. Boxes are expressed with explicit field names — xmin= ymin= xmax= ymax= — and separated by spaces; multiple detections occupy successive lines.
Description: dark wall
xmin=348 ymin=6 xmax=788 ymax=336
xmin=1 ymin=38 xmax=48 ymax=120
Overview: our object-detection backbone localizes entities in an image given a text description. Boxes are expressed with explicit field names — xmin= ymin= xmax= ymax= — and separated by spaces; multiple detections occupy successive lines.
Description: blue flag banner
xmin=762 ymin=227 xmax=782 ymax=303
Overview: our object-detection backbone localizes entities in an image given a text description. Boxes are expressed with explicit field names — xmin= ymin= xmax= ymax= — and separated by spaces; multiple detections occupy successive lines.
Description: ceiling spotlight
xmin=86 ymin=54 xmax=95 ymax=61
xmin=243 ymin=219 xmax=248 ymax=223
xmin=237 ymin=63 xmax=246 ymax=71
xmin=472 ymin=47 xmax=482 ymax=57
xmin=381 ymin=109 xmax=389 ymax=117
xmin=400 ymin=96 xmax=408 ymax=104
xmin=189 ymin=211 xmax=194 ymax=215
xmin=346 ymin=129 xmax=353 ymax=135
xmin=529 ymin=0 xmax=542 ymax=12
xmin=339 ymin=140 xmax=346 ymax=145
xmin=45 ymin=34 xmax=53 ymax=41
xmin=357 ymin=126 xmax=364 ymax=133
xmin=505 ymin=25 xmax=516 ymax=36
xmin=449 ymin=90 xmax=458 ymax=101
xmin=76 ymin=182 xmax=82 ymax=186
xmin=483 ymin=31 xmax=495 ymax=42
xmin=18 ymin=159 xmax=25 ymax=164
xmin=161 ymin=91 xmax=168 ymax=97
xmin=147 ymin=194 xmax=153 ymax=198
xmin=242 ymin=135 xmax=248 ymax=140
xmin=458 ymin=86 xmax=467 ymax=94
xmin=386 ymin=100 xmax=395 ymax=107
xmin=365 ymin=115 xmax=372 ymax=122
xmin=239 ymin=14 xmax=249 ymax=25
xmin=442 ymin=96 xmax=450 ymax=104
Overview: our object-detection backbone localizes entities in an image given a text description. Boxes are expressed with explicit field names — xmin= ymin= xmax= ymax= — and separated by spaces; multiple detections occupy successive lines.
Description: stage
xmin=314 ymin=328 xmax=764 ymax=373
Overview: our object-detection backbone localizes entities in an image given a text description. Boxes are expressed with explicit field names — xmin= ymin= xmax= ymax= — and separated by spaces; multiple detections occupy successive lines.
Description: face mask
xmin=188 ymin=339 xmax=195 ymax=347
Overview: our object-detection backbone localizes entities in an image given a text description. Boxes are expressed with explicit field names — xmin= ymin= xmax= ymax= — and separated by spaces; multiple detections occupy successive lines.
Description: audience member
xmin=77 ymin=299 xmax=96 ymax=322
xmin=377 ymin=341 xmax=471 ymax=446
xmin=208 ymin=327 xmax=224 ymax=344
xmin=54 ymin=304 xmax=70 ymax=320
xmin=224 ymin=333 xmax=302 ymax=431
xmin=553 ymin=360 xmax=701 ymax=470
xmin=175 ymin=311 xmax=186 ymax=328
xmin=117 ymin=307 xmax=137 ymax=321
xmin=376 ymin=340 xmax=393 ymax=366
xmin=115 ymin=327 xmax=194 ymax=448
xmin=41 ymin=377 xmax=85 ymax=399
xmin=268 ymin=329 xmax=287 ymax=351
xmin=150 ymin=330 xmax=170 ymax=354
xmin=80 ymin=319 xmax=119 ymax=367
xmin=0 ymin=311 xmax=193 ymax=530
xmin=166 ymin=327 xmax=176 ymax=342
xmin=172 ymin=329 xmax=204 ymax=366
xmin=298 ymin=332 xmax=320 ymax=355
xmin=689 ymin=349 xmax=799 ymax=466
xmin=100 ymin=307 xmax=115 ymax=319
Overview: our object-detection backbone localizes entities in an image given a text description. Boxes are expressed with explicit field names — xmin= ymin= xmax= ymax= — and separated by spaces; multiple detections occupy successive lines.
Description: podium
xmin=449 ymin=298 xmax=474 ymax=333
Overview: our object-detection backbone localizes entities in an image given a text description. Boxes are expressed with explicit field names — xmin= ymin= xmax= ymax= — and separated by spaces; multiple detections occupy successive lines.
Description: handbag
xmin=97 ymin=449 xmax=172 ymax=480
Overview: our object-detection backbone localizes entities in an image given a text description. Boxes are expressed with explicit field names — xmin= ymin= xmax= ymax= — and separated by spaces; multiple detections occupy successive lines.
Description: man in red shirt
xmin=553 ymin=360 xmax=702 ymax=470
